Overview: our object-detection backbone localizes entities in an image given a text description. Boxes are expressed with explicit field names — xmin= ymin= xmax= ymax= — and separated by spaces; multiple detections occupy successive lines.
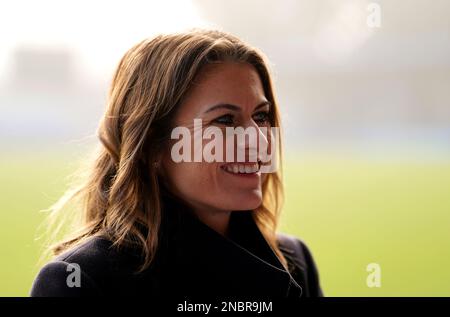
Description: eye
xmin=213 ymin=114 xmax=234 ymax=126
xmin=253 ymin=111 xmax=270 ymax=125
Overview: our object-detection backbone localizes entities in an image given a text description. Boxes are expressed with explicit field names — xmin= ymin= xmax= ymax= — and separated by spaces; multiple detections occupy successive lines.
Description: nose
xmin=233 ymin=119 xmax=269 ymax=163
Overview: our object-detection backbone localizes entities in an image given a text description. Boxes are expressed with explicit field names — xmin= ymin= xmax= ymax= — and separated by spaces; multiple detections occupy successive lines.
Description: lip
xmin=220 ymin=161 xmax=262 ymax=177
xmin=222 ymin=170 xmax=260 ymax=178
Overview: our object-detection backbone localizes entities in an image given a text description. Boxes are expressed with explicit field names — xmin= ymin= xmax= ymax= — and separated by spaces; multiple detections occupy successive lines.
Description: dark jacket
xmin=30 ymin=201 xmax=323 ymax=297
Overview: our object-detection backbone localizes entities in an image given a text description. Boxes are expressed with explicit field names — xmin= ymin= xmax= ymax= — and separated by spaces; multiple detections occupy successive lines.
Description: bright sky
xmin=0 ymin=0 xmax=208 ymax=81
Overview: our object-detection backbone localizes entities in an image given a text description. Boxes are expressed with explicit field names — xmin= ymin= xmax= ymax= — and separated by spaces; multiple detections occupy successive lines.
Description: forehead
xmin=176 ymin=62 xmax=266 ymax=119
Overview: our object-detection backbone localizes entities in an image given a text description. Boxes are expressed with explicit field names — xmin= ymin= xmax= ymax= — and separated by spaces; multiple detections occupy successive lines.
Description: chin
xmin=228 ymin=191 xmax=262 ymax=211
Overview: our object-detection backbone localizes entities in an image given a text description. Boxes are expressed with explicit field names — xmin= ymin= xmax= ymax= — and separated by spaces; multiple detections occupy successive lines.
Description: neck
xmin=193 ymin=208 xmax=232 ymax=238
xmin=161 ymin=188 xmax=232 ymax=237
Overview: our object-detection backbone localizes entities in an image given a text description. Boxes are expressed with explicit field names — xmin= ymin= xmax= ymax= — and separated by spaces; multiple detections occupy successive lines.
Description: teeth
xmin=223 ymin=163 xmax=259 ymax=174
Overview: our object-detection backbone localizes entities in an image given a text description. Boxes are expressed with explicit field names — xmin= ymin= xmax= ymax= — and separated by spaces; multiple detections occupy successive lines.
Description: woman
xmin=30 ymin=29 xmax=323 ymax=297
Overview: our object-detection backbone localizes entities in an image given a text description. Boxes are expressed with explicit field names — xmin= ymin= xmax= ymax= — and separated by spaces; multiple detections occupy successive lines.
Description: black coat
xmin=30 ymin=200 xmax=323 ymax=297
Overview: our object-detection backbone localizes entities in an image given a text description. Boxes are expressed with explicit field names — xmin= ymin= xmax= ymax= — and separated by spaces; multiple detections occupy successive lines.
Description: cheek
xmin=162 ymin=161 xmax=221 ymax=198
xmin=163 ymin=161 xmax=263 ymax=211
xmin=161 ymin=150 xmax=264 ymax=212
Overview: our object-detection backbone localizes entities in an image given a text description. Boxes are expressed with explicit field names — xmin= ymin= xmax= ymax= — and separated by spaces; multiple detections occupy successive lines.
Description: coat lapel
xmin=159 ymin=198 xmax=302 ymax=297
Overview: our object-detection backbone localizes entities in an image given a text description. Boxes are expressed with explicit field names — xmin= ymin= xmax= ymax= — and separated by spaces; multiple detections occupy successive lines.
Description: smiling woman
xmin=30 ymin=29 xmax=323 ymax=297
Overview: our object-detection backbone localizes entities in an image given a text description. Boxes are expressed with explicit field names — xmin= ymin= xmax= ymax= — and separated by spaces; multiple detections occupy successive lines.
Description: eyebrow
xmin=204 ymin=100 xmax=271 ymax=114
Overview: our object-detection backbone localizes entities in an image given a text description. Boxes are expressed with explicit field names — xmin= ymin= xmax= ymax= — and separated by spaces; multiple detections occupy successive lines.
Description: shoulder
xmin=30 ymin=236 xmax=135 ymax=297
xmin=276 ymin=233 xmax=314 ymax=270
xmin=276 ymin=233 xmax=324 ymax=297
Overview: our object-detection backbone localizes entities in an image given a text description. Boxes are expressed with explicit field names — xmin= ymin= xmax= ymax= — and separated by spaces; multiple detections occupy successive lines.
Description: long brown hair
xmin=44 ymin=29 xmax=286 ymax=271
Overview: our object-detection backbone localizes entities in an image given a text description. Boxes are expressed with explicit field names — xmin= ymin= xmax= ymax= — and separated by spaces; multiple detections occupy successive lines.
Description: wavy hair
xmin=43 ymin=29 xmax=286 ymax=271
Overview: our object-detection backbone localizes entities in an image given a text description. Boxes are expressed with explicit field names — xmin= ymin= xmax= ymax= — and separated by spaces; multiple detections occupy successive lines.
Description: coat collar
xmin=157 ymin=194 xmax=303 ymax=297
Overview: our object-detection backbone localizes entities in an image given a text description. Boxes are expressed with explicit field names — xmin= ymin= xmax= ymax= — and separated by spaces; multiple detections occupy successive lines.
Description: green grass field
xmin=1 ymin=150 xmax=450 ymax=296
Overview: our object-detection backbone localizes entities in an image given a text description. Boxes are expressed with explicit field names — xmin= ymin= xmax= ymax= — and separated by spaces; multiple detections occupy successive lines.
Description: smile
xmin=220 ymin=161 xmax=261 ymax=174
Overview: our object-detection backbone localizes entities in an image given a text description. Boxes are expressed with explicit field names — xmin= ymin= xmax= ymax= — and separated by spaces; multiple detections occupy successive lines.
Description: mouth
xmin=220 ymin=161 xmax=261 ymax=175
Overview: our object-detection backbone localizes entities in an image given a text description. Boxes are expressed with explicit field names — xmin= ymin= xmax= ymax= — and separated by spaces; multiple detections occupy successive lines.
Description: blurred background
xmin=1 ymin=0 xmax=449 ymax=296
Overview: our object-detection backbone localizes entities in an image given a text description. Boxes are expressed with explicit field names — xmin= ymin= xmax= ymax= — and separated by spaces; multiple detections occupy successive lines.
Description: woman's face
xmin=161 ymin=62 xmax=271 ymax=214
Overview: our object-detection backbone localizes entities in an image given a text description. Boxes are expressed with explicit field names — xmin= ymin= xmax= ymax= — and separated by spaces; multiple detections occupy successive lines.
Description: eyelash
xmin=253 ymin=111 xmax=270 ymax=124
xmin=213 ymin=112 xmax=270 ymax=126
